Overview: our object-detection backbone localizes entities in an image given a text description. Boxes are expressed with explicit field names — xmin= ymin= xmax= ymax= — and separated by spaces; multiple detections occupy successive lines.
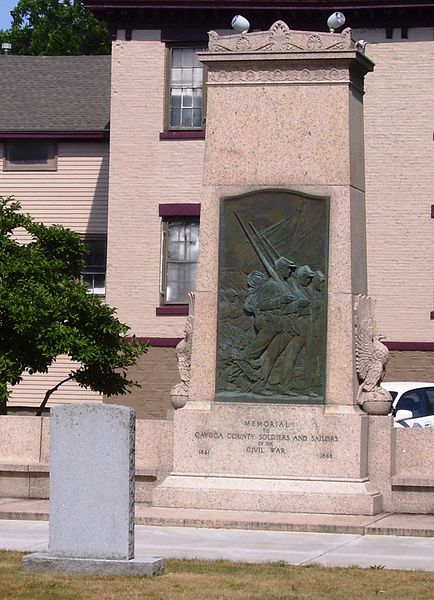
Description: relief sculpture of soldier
xmin=216 ymin=192 xmax=328 ymax=403
xmin=243 ymin=258 xmax=310 ymax=395
xmin=266 ymin=264 xmax=315 ymax=395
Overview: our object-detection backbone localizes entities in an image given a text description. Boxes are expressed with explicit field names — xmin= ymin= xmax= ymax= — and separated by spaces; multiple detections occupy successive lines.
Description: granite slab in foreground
xmin=21 ymin=553 xmax=164 ymax=576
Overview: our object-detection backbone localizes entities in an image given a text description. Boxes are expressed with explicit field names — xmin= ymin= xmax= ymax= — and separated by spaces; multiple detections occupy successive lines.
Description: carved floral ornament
xmin=207 ymin=67 xmax=348 ymax=85
xmin=208 ymin=20 xmax=358 ymax=54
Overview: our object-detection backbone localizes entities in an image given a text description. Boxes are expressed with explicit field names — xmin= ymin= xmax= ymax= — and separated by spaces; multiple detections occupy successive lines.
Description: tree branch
xmin=36 ymin=375 xmax=74 ymax=417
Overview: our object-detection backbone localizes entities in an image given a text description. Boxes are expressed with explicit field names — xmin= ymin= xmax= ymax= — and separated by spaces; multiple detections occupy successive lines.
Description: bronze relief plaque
xmin=216 ymin=189 xmax=329 ymax=404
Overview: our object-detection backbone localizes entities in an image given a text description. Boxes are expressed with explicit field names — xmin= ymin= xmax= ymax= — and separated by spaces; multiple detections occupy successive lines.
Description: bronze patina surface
xmin=216 ymin=189 xmax=329 ymax=404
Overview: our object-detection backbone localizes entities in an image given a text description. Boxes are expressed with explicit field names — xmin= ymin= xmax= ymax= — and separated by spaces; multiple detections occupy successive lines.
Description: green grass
xmin=1 ymin=551 xmax=434 ymax=600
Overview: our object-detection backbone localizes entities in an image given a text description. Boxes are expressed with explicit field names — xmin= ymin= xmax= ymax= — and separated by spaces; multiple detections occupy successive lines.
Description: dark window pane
xmin=167 ymin=221 xmax=199 ymax=261
xmin=192 ymin=89 xmax=202 ymax=108
xmin=396 ymin=391 xmax=424 ymax=418
xmin=171 ymin=88 xmax=181 ymax=108
xmin=8 ymin=141 xmax=50 ymax=164
xmin=166 ymin=262 xmax=197 ymax=303
xmin=181 ymin=109 xmax=193 ymax=128
xmin=192 ymin=108 xmax=202 ymax=128
xmin=424 ymin=388 xmax=434 ymax=415
xmin=172 ymin=48 xmax=183 ymax=67
xmin=83 ymin=239 xmax=106 ymax=268
xmin=182 ymin=90 xmax=193 ymax=108
xmin=182 ymin=48 xmax=194 ymax=66
xmin=171 ymin=108 xmax=181 ymax=127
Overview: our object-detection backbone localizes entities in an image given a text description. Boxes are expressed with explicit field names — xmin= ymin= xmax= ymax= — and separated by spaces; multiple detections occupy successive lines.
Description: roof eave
xmin=0 ymin=130 xmax=110 ymax=141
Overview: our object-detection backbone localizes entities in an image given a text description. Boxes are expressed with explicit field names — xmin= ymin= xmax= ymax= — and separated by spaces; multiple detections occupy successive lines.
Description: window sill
xmin=159 ymin=130 xmax=205 ymax=141
xmin=156 ymin=305 xmax=189 ymax=316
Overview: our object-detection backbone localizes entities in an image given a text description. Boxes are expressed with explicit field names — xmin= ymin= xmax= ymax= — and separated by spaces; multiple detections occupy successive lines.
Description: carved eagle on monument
xmin=354 ymin=295 xmax=392 ymax=415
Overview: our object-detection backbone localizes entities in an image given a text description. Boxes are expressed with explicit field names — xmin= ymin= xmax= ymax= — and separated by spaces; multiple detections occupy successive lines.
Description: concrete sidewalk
xmin=2 ymin=498 xmax=434 ymax=537
xmin=2 ymin=519 xmax=434 ymax=571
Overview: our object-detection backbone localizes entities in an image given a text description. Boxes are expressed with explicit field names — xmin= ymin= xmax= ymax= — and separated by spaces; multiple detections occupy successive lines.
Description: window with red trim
xmin=159 ymin=204 xmax=200 ymax=308
xmin=165 ymin=46 xmax=206 ymax=131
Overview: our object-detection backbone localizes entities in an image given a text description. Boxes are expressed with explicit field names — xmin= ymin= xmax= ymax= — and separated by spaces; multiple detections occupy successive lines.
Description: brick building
xmin=1 ymin=0 xmax=433 ymax=417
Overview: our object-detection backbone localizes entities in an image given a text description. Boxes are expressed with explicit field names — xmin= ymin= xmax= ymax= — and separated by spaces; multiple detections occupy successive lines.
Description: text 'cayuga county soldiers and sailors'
xmin=194 ymin=431 xmax=339 ymax=443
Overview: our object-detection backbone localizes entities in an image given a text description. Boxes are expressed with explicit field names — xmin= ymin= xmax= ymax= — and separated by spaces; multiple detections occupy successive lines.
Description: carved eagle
xmin=354 ymin=295 xmax=389 ymax=395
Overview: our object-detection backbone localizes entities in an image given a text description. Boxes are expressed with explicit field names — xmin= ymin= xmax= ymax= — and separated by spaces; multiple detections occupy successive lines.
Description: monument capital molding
xmin=208 ymin=21 xmax=358 ymax=54
xmin=200 ymin=21 xmax=374 ymax=78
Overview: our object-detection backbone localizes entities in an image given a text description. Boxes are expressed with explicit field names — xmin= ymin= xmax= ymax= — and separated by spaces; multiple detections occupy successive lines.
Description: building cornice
xmin=84 ymin=1 xmax=434 ymax=9
xmin=84 ymin=1 xmax=434 ymax=36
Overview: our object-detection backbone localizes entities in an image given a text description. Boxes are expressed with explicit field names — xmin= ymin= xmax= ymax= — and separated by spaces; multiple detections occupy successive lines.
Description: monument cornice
xmin=204 ymin=22 xmax=372 ymax=57
xmin=199 ymin=22 xmax=374 ymax=88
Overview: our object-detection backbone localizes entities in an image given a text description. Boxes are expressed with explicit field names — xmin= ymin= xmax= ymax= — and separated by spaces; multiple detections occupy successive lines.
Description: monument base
xmin=153 ymin=475 xmax=382 ymax=516
xmin=22 ymin=553 xmax=164 ymax=576
xmin=155 ymin=403 xmax=383 ymax=515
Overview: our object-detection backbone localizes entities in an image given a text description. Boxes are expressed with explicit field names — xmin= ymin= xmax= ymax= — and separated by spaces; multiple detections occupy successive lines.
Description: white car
xmin=381 ymin=382 xmax=434 ymax=429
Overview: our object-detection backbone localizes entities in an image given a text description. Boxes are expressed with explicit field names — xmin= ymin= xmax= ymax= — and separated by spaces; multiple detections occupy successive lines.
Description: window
xmin=161 ymin=218 xmax=199 ymax=304
xmin=167 ymin=47 xmax=204 ymax=130
xmin=4 ymin=140 xmax=57 ymax=171
xmin=424 ymin=388 xmax=434 ymax=415
xmin=395 ymin=390 xmax=425 ymax=418
xmin=81 ymin=238 xmax=106 ymax=295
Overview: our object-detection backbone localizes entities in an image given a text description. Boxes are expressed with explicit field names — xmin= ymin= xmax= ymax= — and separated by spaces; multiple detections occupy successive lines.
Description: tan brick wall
xmin=105 ymin=347 xmax=179 ymax=419
xmin=107 ymin=39 xmax=205 ymax=339
xmin=362 ymin=37 xmax=434 ymax=342
xmin=385 ymin=351 xmax=434 ymax=382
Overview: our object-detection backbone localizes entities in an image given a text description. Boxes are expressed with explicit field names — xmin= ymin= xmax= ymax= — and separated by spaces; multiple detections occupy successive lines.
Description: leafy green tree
xmin=0 ymin=0 xmax=110 ymax=55
xmin=0 ymin=197 xmax=147 ymax=415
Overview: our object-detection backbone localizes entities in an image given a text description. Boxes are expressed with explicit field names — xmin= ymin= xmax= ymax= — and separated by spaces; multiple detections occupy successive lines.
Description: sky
xmin=0 ymin=0 xmax=17 ymax=30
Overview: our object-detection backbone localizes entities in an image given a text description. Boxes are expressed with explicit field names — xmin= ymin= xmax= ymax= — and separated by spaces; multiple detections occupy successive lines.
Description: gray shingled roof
xmin=0 ymin=55 xmax=111 ymax=132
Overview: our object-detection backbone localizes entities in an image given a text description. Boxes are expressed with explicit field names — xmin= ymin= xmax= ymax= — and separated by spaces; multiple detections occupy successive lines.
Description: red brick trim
xmin=0 ymin=131 xmax=109 ymax=140
xmin=385 ymin=341 xmax=434 ymax=351
xmin=124 ymin=336 xmax=182 ymax=347
xmin=159 ymin=130 xmax=205 ymax=140
xmin=159 ymin=203 xmax=201 ymax=217
xmin=142 ymin=337 xmax=183 ymax=347
xmin=156 ymin=305 xmax=189 ymax=316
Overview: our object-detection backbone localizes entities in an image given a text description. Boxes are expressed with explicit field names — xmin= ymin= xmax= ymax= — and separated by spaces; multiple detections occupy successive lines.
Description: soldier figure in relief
xmin=243 ymin=257 xmax=309 ymax=394
xmin=269 ymin=264 xmax=314 ymax=394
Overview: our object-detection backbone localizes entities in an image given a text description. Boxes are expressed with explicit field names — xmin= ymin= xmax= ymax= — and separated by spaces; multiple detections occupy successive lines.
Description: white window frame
xmin=165 ymin=46 xmax=206 ymax=131
xmin=160 ymin=217 xmax=199 ymax=305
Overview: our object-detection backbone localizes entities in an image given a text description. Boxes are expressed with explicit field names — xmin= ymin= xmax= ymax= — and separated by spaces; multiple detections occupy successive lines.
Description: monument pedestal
xmin=154 ymin=476 xmax=382 ymax=515
xmin=153 ymin=403 xmax=383 ymax=515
